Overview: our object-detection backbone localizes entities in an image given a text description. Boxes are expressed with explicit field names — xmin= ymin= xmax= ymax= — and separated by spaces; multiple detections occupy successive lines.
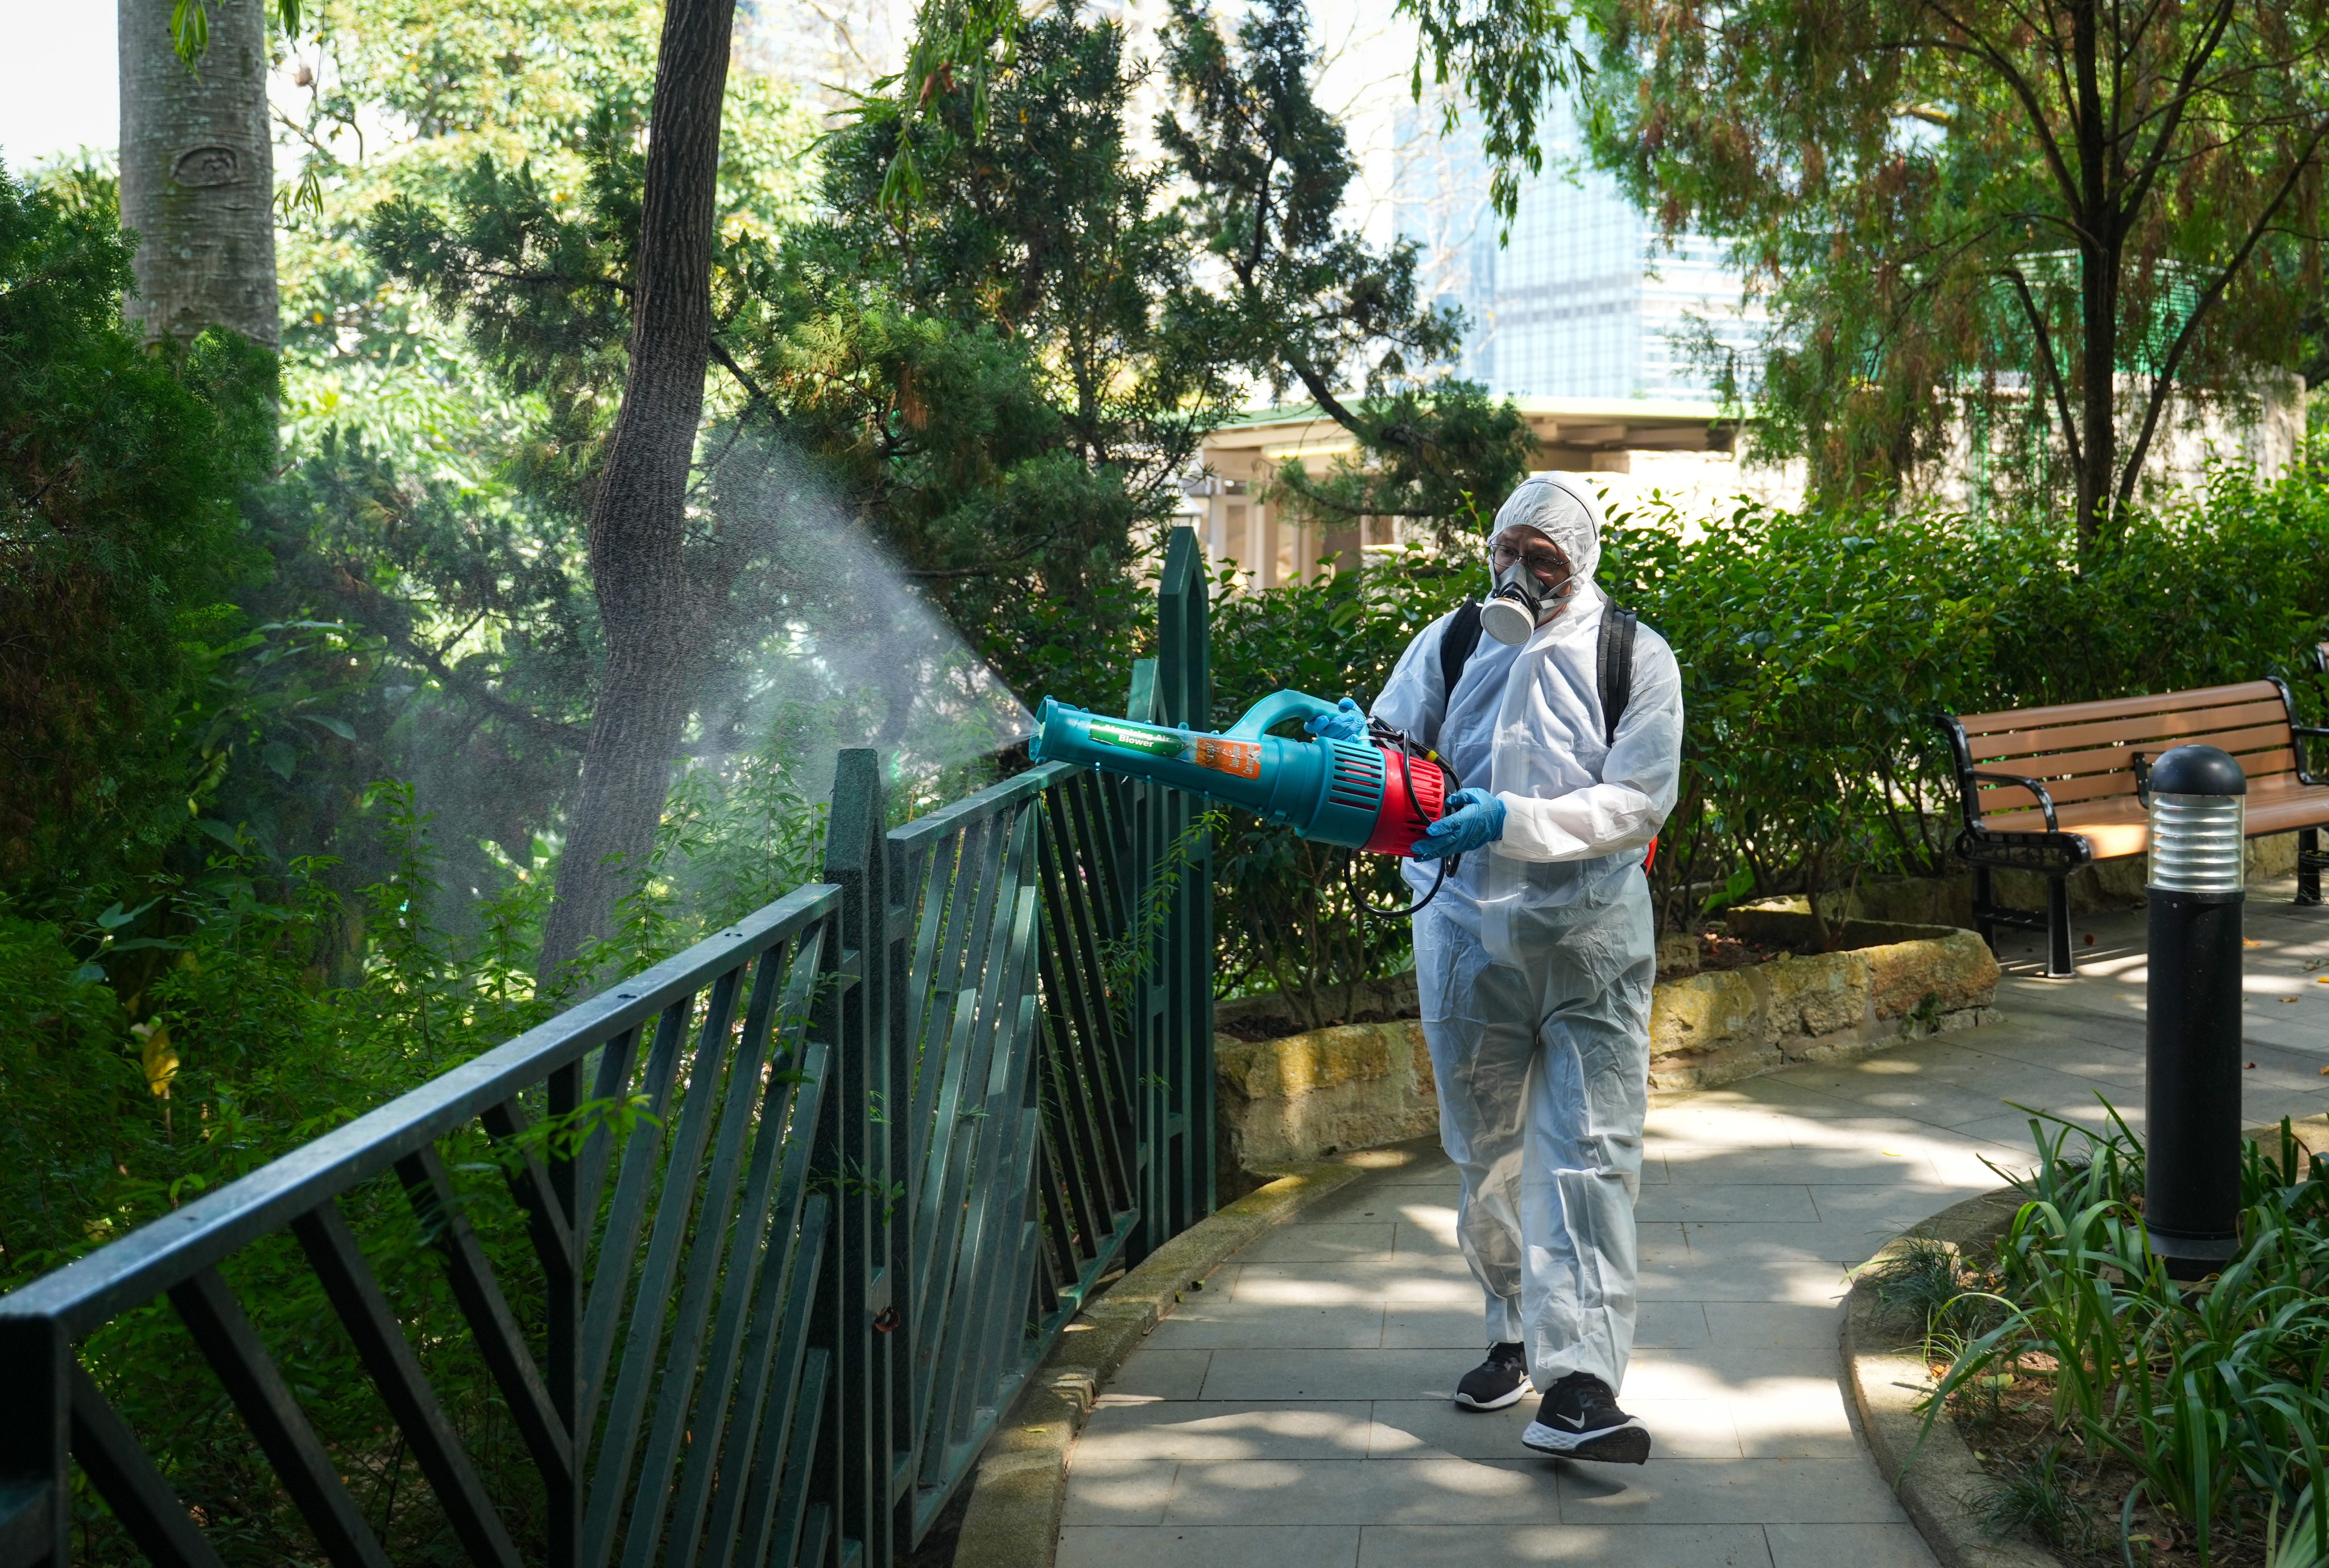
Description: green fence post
xmin=545 ymin=1042 xmax=581 ymax=1568
xmin=1162 ymin=526 xmax=1217 ymax=1232
xmin=0 ymin=1315 xmax=67 ymax=1567
xmin=820 ymin=747 xmax=903 ymax=1568
xmin=1122 ymin=657 xmax=1161 ymax=1261
xmin=1127 ymin=527 xmax=1215 ymax=1259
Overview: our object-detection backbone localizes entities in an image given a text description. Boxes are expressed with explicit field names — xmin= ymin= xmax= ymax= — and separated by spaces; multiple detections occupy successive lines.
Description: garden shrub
xmin=1193 ymin=464 xmax=2329 ymax=1015
xmin=0 ymin=168 xmax=279 ymax=893
xmin=1205 ymin=554 xmax=1474 ymax=1025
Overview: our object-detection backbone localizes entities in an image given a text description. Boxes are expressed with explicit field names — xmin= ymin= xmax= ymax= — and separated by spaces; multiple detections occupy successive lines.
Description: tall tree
xmin=118 ymin=0 xmax=279 ymax=346
xmin=738 ymin=3 xmax=1235 ymax=694
xmin=362 ymin=0 xmax=1518 ymax=982
xmin=1406 ymin=0 xmax=2329 ymax=541
xmin=535 ymin=0 xmax=739 ymax=980
xmin=1160 ymin=0 xmax=1536 ymax=541
xmin=253 ymin=0 xmax=812 ymax=922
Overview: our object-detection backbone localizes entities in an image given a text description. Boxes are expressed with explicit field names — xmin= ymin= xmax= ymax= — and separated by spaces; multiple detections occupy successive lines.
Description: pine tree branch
xmin=706 ymin=336 xmax=775 ymax=409
xmin=329 ymin=565 xmax=586 ymax=750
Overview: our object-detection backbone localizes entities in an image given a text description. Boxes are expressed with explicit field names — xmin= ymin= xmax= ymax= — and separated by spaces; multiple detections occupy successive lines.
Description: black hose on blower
xmin=1350 ymin=721 xmax=1459 ymax=920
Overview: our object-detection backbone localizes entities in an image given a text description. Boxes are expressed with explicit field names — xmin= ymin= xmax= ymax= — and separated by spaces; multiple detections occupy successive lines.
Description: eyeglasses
xmin=1489 ymin=539 xmax=1571 ymax=579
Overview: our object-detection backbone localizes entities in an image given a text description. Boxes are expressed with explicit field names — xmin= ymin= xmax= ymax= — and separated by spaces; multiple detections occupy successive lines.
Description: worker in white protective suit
xmin=1306 ymin=473 xmax=1683 ymax=1464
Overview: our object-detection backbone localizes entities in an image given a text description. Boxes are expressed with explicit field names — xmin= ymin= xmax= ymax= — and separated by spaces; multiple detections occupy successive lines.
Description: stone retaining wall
xmin=1648 ymin=916 xmax=2001 ymax=1091
xmin=1215 ymin=1021 xmax=1438 ymax=1176
xmin=1214 ymin=919 xmax=2001 ymax=1174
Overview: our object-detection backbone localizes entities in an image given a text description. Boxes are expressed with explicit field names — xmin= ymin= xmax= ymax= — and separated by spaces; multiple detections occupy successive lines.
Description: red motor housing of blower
xmin=1362 ymin=746 xmax=1454 ymax=857
xmin=1361 ymin=749 xmax=1659 ymax=869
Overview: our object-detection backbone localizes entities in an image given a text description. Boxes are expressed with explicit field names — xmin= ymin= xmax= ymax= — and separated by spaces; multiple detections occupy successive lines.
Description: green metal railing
xmin=0 ymin=528 xmax=1215 ymax=1568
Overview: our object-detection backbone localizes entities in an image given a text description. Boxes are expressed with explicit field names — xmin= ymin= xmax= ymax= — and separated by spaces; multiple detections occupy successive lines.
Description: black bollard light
xmin=2142 ymin=743 xmax=2247 ymax=1281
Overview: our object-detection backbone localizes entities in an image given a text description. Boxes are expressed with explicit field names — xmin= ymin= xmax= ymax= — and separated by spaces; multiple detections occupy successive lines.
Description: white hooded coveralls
xmin=1370 ymin=474 xmax=1684 ymax=1390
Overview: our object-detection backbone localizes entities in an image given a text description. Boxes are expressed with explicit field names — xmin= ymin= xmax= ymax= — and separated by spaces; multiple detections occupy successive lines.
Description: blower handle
xmin=1223 ymin=689 xmax=1343 ymax=741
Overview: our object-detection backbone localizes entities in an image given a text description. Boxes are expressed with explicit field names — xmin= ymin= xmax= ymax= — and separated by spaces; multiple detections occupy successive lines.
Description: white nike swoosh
xmin=1554 ymin=1412 xmax=1586 ymax=1429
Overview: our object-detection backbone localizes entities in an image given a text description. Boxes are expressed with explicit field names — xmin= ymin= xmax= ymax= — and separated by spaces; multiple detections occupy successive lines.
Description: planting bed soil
xmin=1945 ymin=1386 xmax=2266 ymax=1567
xmin=1693 ymin=925 xmax=1795 ymax=971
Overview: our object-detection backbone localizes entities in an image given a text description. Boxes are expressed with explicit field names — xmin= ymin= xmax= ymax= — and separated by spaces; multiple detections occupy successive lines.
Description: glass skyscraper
xmin=1397 ymin=101 xmax=1761 ymax=402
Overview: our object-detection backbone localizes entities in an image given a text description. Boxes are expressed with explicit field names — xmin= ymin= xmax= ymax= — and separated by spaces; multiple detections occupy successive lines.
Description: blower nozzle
xmin=1028 ymin=690 xmax=1452 ymax=856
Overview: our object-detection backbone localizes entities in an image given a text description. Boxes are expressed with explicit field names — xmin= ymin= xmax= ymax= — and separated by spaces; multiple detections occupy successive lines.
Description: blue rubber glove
xmin=1412 ymin=788 xmax=1505 ymax=859
xmin=1305 ymin=696 xmax=1370 ymax=743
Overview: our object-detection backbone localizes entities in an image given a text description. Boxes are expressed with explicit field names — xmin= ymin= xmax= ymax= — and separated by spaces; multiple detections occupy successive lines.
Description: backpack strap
xmin=1598 ymin=601 xmax=1639 ymax=745
xmin=1445 ymin=595 xmax=1638 ymax=745
xmin=1438 ymin=601 xmax=1484 ymax=708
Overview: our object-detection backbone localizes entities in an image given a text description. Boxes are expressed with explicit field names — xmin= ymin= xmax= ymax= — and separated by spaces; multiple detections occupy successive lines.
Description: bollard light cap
xmin=2149 ymin=743 xmax=2247 ymax=797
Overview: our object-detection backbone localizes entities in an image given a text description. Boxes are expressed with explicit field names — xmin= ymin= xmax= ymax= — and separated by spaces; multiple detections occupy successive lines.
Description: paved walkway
xmin=1059 ymin=883 xmax=2329 ymax=1568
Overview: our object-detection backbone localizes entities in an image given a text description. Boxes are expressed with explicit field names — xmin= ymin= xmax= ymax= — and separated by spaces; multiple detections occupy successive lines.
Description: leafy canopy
xmin=1158 ymin=0 xmax=1538 ymax=540
xmin=1404 ymin=0 xmax=2329 ymax=536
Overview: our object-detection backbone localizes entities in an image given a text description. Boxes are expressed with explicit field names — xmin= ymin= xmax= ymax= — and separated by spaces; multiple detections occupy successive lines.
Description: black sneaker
xmin=1522 ymin=1372 xmax=1652 ymax=1463
xmin=1453 ymin=1342 xmax=1532 ymax=1410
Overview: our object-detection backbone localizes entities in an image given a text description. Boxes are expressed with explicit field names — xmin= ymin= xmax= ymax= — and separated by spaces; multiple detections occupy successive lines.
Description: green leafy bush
xmin=1186 ymin=463 xmax=2329 ymax=1015
xmin=0 ymin=168 xmax=279 ymax=891
xmin=1203 ymin=553 xmax=1472 ymax=1023
xmin=2 ymin=759 xmax=821 ymax=1562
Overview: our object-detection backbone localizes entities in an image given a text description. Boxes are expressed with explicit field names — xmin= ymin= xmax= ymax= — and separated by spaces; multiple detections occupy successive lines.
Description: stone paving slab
xmin=1355 ymin=1523 xmax=1775 ymax=1568
xmin=1061 ymin=882 xmax=2329 ymax=1566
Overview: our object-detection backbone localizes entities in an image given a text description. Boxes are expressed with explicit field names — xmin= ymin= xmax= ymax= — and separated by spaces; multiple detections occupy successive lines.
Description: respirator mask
xmin=1478 ymin=541 xmax=1574 ymax=646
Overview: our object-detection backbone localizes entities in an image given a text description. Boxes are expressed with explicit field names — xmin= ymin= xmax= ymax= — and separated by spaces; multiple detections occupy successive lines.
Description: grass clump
xmin=1975 ymin=1441 xmax=2108 ymax=1556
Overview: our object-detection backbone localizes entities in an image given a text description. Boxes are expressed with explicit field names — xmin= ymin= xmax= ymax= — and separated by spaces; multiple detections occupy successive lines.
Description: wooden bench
xmin=1938 ymin=680 xmax=2329 ymax=977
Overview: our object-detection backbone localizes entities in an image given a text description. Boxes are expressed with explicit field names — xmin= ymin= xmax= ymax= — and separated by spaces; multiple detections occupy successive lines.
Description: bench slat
xmin=1974 ymin=746 xmax=2298 ymax=812
xmin=1983 ymin=768 xmax=2318 ymax=822
xmin=1969 ymin=723 xmax=2299 ymax=786
xmin=1980 ymin=803 xmax=2151 ymax=859
xmin=1955 ymin=680 xmax=2281 ymax=735
xmin=1967 ymin=700 xmax=2290 ymax=763
xmin=1980 ymin=776 xmax=2329 ymax=858
xmin=2251 ymin=781 xmax=2329 ymax=835
xmin=1985 ymin=796 xmax=2143 ymax=828
xmin=1975 ymin=772 xmax=2138 ymax=810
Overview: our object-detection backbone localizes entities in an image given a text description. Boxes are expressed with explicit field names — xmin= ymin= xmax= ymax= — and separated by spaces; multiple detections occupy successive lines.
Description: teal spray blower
xmin=1028 ymin=690 xmax=1462 ymax=909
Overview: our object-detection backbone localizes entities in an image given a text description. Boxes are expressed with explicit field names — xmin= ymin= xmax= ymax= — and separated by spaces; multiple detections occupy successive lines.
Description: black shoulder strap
xmin=1443 ymin=597 xmax=1636 ymax=742
xmin=1598 ymin=602 xmax=1639 ymax=745
xmin=1438 ymin=601 xmax=1484 ymax=706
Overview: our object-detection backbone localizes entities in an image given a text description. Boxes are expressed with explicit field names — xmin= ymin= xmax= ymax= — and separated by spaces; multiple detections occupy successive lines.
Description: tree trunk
xmin=118 ymin=0 xmax=279 ymax=347
xmin=2077 ymin=239 xmax=2117 ymax=549
xmin=2071 ymin=0 xmax=2112 ymax=549
xmin=536 ymin=0 xmax=737 ymax=984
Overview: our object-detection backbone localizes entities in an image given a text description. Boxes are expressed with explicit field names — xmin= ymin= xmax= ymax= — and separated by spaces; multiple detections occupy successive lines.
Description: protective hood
xmin=1488 ymin=473 xmax=1604 ymax=587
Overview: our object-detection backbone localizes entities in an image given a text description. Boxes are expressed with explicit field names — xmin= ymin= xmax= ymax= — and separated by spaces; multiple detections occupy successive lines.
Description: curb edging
xmin=948 ymin=1149 xmax=1390 ymax=1568
xmin=1840 ymin=1189 xmax=2055 ymax=1568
